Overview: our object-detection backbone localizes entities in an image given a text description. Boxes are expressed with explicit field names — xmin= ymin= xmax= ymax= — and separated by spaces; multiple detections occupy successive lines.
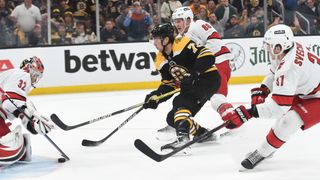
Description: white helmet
xmin=263 ymin=24 xmax=294 ymax=55
xmin=172 ymin=7 xmax=194 ymax=21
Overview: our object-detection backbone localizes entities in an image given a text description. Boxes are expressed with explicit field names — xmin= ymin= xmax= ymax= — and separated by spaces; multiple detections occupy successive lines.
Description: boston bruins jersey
xmin=154 ymin=36 xmax=217 ymax=88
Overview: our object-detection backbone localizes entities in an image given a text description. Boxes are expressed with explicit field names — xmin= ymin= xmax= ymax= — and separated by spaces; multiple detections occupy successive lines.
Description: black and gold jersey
xmin=154 ymin=36 xmax=217 ymax=88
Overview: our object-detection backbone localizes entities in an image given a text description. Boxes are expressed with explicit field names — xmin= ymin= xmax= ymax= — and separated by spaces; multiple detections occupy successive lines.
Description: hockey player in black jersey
xmin=143 ymin=23 xmax=221 ymax=152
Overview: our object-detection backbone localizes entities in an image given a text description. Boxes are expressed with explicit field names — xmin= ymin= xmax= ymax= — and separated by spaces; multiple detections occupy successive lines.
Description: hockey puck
xmin=58 ymin=157 xmax=66 ymax=163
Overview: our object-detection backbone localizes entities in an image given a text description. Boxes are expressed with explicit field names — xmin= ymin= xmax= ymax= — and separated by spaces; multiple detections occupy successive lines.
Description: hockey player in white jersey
xmin=156 ymin=6 xmax=234 ymax=140
xmin=0 ymin=56 xmax=55 ymax=167
xmin=221 ymin=24 xmax=320 ymax=170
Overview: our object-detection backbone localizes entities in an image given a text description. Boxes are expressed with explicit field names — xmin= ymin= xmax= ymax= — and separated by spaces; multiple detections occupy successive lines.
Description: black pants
xmin=166 ymin=70 xmax=221 ymax=127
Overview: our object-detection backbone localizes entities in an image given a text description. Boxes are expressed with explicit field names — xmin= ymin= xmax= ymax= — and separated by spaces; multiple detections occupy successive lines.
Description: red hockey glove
xmin=251 ymin=86 xmax=270 ymax=105
xmin=222 ymin=105 xmax=252 ymax=129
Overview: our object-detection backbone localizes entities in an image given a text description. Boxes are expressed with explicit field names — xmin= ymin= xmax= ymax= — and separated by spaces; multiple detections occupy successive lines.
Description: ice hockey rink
xmin=1 ymin=84 xmax=320 ymax=180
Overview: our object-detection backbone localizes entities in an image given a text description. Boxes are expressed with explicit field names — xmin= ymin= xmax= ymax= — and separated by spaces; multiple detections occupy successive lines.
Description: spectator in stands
xmin=101 ymin=19 xmax=127 ymax=43
xmin=72 ymin=21 xmax=96 ymax=44
xmin=245 ymin=15 xmax=264 ymax=37
xmin=190 ymin=0 xmax=207 ymax=18
xmin=143 ymin=0 xmax=157 ymax=18
xmin=63 ymin=11 xmax=75 ymax=34
xmin=103 ymin=0 xmax=122 ymax=19
xmin=197 ymin=6 xmax=209 ymax=21
xmin=0 ymin=0 xmax=16 ymax=47
xmin=52 ymin=24 xmax=72 ymax=45
xmin=214 ymin=0 xmax=238 ymax=28
xmin=224 ymin=14 xmax=245 ymax=37
xmin=208 ymin=12 xmax=224 ymax=36
xmin=71 ymin=0 xmax=96 ymax=22
xmin=238 ymin=8 xmax=250 ymax=29
xmin=207 ymin=0 xmax=217 ymax=14
xmin=28 ymin=23 xmax=47 ymax=45
xmin=51 ymin=8 xmax=64 ymax=34
xmin=161 ymin=0 xmax=182 ymax=23
xmin=115 ymin=4 xmax=129 ymax=34
xmin=123 ymin=1 xmax=152 ymax=41
xmin=57 ymin=0 xmax=71 ymax=14
xmin=297 ymin=0 xmax=319 ymax=34
xmin=10 ymin=0 xmax=42 ymax=46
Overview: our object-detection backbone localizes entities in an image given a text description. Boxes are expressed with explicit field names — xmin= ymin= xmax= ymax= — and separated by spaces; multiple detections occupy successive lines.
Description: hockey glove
xmin=20 ymin=106 xmax=55 ymax=135
xmin=180 ymin=74 xmax=195 ymax=95
xmin=222 ymin=105 xmax=252 ymax=129
xmin=251 ymin=86 xmax=270 ymax=105
xmin=143 ymin=90 xmax=160 ymax=109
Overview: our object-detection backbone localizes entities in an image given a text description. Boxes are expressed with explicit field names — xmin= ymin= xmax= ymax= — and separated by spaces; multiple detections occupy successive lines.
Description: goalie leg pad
xmin=0 ymin=125 xmax=26 ymax=166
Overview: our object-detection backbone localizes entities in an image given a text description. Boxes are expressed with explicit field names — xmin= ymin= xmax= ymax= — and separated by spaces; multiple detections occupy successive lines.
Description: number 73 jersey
xmin=154 ymin=36 xmax=217 ymax=84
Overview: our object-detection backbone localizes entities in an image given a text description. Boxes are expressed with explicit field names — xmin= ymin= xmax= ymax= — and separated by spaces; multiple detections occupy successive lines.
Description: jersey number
xmin=201 ymin=23 xmax=212 ymax=31
xmin=307 ymin=52 xmax=320 ymax=65
xmin=18 ymin=80 xmax=26 ymax=91
xmin=276 ymin=75 xmax=284 ymax=87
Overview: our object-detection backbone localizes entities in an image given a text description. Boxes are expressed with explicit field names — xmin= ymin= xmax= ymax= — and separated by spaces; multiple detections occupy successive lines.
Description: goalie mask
xmin=20 ymin=56 xmax=44 ymax=86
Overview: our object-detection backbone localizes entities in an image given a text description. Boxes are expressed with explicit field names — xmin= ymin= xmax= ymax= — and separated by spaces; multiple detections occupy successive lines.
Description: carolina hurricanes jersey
xmin=257 ymin=42 xmax=320 ymax=119
xmin=185 ymin=20 xmax=233 ymax=64
xmin=0 ymin=69 xmax=32 ymax=119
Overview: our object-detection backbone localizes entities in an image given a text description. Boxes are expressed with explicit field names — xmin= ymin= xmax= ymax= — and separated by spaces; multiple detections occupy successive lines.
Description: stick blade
xmin=50 ymin=114 xmax=70 ymax=131
xmin=134 ymin=139 xmax=165 ymax=162
xmin=81 ymin=139 xmax=102 ymax=147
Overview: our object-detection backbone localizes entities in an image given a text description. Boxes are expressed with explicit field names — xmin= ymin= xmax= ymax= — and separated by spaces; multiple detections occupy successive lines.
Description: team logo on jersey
xmin=169 ymin=64 xmax=189 ymax=81
xmin=0 ymin=59 xmax=14 ymax=71
xmin=225 ymin=42 xmax=245 ymax=72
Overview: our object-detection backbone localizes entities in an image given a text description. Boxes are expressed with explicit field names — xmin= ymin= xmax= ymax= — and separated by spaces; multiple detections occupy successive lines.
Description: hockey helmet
xmin=172 ymin=7 xmax=194 ymax=21
xmin=150 ymin=23 xmax=175 ymax=43
xmin=20 ymin=56 xmax=44 ymax=86
xmin=263 ymin=24 xmax=294 ymax=56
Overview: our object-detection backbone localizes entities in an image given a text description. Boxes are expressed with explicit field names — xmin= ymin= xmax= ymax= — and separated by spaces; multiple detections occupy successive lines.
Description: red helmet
xmin=20 ymin=56 xmax=44 ymax=85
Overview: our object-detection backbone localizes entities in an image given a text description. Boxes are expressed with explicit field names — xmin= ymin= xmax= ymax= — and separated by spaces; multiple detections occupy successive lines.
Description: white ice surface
xmin=1 ymin=84 xmax=319 ymax=180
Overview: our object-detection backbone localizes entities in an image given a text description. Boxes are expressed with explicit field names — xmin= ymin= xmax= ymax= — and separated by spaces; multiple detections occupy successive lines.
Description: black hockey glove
xmin=143 ymin=90 xmax=160 ymax=109
xmin=180 ymin=74 xmax=195 ymax=95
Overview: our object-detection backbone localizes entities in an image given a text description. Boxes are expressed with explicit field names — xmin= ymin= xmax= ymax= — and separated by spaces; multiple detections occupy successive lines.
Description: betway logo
xmin=0 ymin=60 xmax=14 ymax=71
xmin=65 ymin=50 xmax=156 ymax=73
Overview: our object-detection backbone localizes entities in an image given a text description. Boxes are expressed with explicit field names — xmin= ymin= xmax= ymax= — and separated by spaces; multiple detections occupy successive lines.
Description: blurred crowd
xmin=0 ymin=0 xmax=319 ymax=48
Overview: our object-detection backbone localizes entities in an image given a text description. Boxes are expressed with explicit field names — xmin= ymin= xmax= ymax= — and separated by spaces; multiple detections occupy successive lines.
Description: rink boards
xmin=0 ymin=36 xmax=319 ymax=95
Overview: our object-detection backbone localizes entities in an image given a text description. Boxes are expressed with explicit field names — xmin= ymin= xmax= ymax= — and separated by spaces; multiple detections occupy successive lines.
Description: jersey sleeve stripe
xmin=1 ymin=92 xmax=26 ymax=102
xmin=207 ymin=32 xmax=221 ymax=40
xmin=214 ymin=46 xmax=231 ymax=57
xmin=271 ymin=94 xmax=294 ymax=106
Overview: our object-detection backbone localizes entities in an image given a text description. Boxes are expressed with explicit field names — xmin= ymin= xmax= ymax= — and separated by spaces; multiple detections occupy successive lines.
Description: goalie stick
xmin=81 ymin=89 xmax=180 ymax=147
xmin=50 ymin=102 xmax=144 ymax=131
xmin=134 ymin=121 xmax=229 ymax=162
xmin=0 ymin=88 xmax=70 ymax=161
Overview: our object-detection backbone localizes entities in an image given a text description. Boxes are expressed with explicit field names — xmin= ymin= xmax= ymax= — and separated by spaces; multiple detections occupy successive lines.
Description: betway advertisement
xmin=0 ymin=36 xmax=319 ymax=89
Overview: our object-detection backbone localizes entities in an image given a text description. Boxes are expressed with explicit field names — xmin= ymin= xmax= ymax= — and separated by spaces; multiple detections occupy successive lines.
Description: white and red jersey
xmin=257 ymin=42 xmax=320 ymax=119
xmin=186 ymin=20 xmax=234 ymax=64
xmin=0 ymin=69 xmax=32 ymax=119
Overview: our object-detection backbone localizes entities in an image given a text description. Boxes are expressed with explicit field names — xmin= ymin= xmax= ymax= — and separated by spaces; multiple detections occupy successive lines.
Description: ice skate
xmin=239 ymin=150 xmax=266 ymax=171
xmin=160 ymin=132 xmax=191 ymax=155
xmin=156 ymin=125 xmax=176 ymax=141
xmin=193 ymin=127 xmax=218 ymax=143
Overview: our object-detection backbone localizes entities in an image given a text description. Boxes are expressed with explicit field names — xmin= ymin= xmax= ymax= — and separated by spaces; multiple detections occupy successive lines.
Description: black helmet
xmin=151 ymin=23 xmax=175 ymax=43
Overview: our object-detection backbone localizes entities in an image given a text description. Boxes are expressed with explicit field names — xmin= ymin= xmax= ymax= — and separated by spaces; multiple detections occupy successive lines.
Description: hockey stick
xmin=134 ymin=121 xmax=229 ymax=162
xmin=50 ymin=102 xmax=144 ymax=131
xmin=0 ymin=88 xmax=70 ymax=161
xmin=81 ymin=89 xmax=180 ymax=147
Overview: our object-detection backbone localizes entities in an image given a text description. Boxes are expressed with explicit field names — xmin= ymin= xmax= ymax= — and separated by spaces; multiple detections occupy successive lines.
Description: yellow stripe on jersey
xmin=154 ymin=52 xmax=166 ymax=70
xmin=161 ymin=79 xmax=176 ymax=88
xmin=204 ymin=66 xmax=218 ymax=73
xmin=172 ymin=37 xmax=191 ymax=54
xmin=197 ymin=48 xmax=214 ymax=59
